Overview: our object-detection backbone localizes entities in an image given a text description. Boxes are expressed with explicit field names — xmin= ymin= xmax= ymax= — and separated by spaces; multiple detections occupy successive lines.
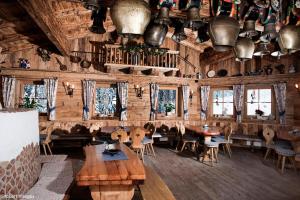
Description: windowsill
xmin=91 ymin=116 xmax=119 ymax=120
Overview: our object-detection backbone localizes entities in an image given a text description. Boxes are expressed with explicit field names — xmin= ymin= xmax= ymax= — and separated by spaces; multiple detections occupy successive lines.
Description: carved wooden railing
xmin=105 ymin=44 xmax=179 ymax=70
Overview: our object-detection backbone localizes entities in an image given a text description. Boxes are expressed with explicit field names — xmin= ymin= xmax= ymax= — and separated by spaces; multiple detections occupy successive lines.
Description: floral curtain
xmin=117 ymin=82 xmax=128 ymax=121
xmin=2 ymin=76 xmax=16 ymax=108
xmin=150 ymin=83 xmax=159 ymax=121
xmin=82 ymin=80 xmax=96 ymax=121
xmin=182 ymin=85 xmax=189 ymax=120
xmin=233 ymin=85 xmax=245 ymax=123
xmin=200 ymin=86 xmax=210 ymax=120
xmin=273 ymin=83 xmax=286 ymax=124
xmin=44 ymin=78 xmax=58 ymax=121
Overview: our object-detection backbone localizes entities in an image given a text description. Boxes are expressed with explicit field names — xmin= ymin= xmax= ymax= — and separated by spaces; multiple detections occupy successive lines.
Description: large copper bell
xmin=154 ymin=6 xmax=171 ymax=25
xmin=171 ymin=20 xmax=187 ymax=43
xmin=253 ymin=43 xmax=270 ymax=57
xmin=111 ymin=0 xmax=151 ymax=35
xmin=84 ymin=0 xmax=99 ymax=11
xmin=254 ymin=0 xmax=270 ymax=8
xmin=234 ymin=38 xmax=255 ymax=61
xmin=89 ymin=8 xmax=107 ymax=34
xmin=260 ymin=23 xmax=278 ymax=42
xmin=271 ymin=41 xmax=287 ymax=58
xmin=144 ymin=23 xmax=168 ymax=47
xmin=239 ymin=20 xmax=258 ymax=38
xmin=196 ymin=23 xmax=210 ymax=43
xmin=186 ymin=6 xmax=202 ymax=29
xmin=208 ymin=16 xmax=240 ymax=52
xmin=278 ymin=25 xmax=300 ymax=53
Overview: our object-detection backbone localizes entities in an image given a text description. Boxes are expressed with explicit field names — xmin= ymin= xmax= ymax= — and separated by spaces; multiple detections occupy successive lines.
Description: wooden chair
xmin=212 ymin=125 xmax=233 ymax=158
xmin=130 ymin=127 xmax=146 ymax=162
xmin=41 ymin=125 xmax=53 ymax=155
xmin=177 ymin=123 xmax=198 ymax=152
xmin=111 ymin=128 xmax=129 ymax=143
xmin=263 ymin=127 xmax=275 ymax=160
xmin=143 ymin=123 xmax=156 ymax=157
xmin=202 ymin=141 xmax=219 ymax=167
xmin=275 ymin=146 xmax=297 ymax=173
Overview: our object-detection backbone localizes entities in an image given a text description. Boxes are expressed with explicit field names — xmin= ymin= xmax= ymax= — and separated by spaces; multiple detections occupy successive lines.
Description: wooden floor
xmin=144 ymin=147 xmax=300 ymax=200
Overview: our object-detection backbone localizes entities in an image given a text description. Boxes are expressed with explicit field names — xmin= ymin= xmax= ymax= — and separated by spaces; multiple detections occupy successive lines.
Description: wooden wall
xmin=0 ymin=33 xmax=300 ymax=132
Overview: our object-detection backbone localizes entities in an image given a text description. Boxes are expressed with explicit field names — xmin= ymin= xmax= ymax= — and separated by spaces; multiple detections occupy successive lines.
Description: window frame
xmin=209 ymin=87 xmax=234 ymax=119
xmin=156 ymin=86 xmax=181 ymax=120
xmin=92 ymin=82 xmax=119 ymax=120
xmin=244 ymin=85 xmax=276 ymax=120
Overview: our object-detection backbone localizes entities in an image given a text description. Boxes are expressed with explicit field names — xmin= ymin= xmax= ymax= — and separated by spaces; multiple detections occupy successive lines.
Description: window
xmin=95 ymin=87 xmax=117 ymax=117
xmin=212 ymin=90 xmax=234 ymax=117
xmin=246 ymin=89 xmax=272 ymax=116
xmin=22 ymin=84 xmax=47 ymax=113
xmin=157 ymin=89 xmax=177 ymax=116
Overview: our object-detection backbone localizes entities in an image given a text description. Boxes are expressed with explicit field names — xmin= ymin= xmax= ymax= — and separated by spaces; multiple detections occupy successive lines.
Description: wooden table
xmin=76 ymin=144 xmax=146 ymax=200
xmin=277 ymin=129 xmax=300 ymax=142
xmin=185 ymin=125 xmax=220 ymax=143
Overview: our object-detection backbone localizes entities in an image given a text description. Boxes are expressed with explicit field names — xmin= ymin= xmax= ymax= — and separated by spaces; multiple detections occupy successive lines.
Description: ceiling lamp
xmin=171 ymin=20 xmax=187 ymax=43
xmin=260 ymin=23 xmax=278 ymax=43
xmin=253 ymin=43 xmax=270 ymax=57
xmin=154 ymin=6 xmax=171 ymax=25
xmin=144 ymin=23 xmax=168 ymax=47
xmin=239 ymin=20 xmax=258 ymax=38
xmin=111 ymin=0 xmax=151 ymax=36
xmin=271 ymin=42 xmax=286 ymax=59
xmin=208 ymin=16 xmax=240 ymax=52
xmin=278 ymin=25 xmax=300 ymax=53
xmin=83 ymin=0 xmax=99 ymax=11
xmin=234 ymin=38 xmax=255 ymax=61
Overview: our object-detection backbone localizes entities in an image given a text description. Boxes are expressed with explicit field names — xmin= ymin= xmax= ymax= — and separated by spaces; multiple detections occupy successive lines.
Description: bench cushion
xmin=275 ymin=146 xmax=296 ymax=157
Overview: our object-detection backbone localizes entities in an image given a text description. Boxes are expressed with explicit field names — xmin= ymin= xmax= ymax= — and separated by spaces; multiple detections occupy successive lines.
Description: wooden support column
xmin=18 ymin=0 xmax=71 ymax=56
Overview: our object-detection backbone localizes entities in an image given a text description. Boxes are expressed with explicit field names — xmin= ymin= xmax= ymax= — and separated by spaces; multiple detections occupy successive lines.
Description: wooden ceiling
xmin=0 ymin=0 xmax=211 ymax=55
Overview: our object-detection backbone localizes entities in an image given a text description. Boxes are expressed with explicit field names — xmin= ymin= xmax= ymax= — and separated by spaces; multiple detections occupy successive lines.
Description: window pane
xmin=158 ymin=90 xmax=176 ymax=114
xmin=259 ymin=89 xmax=271 ymax=102
xmin=247 ymin=89 xmax=258 ymax=103
xmin=223 ymin=90 xmax=233 ymax=102
xmin=259 ymin=103 xmax=272 ymax=116
xmin=23 ymin=84 xmax=35 ymax=98
xmin=247 ymin=103 xmax=258 ymax=115
xmin=213 ymin=103 xmax=223 ymax=115
xmin=36 ymin=99 xmax=48 ymax=113
xmin=95 ymin=88 xmax=117 ymax=116
xmin=223 ymin=103 xmax=233 ymax=115
xmin=36 ymin=85 xmax=46 ymax=98
xmin=213 ymin=90 xmax=222 ymax=103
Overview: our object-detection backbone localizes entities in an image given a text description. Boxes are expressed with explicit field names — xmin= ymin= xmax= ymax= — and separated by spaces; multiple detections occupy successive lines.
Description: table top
xmin=185 ymin=125 xmax=220 ymax=136
xmin=76 ymin=143 xmax=145 ymax=186
xmin=277 ymin=129 xmax=300 ymax=142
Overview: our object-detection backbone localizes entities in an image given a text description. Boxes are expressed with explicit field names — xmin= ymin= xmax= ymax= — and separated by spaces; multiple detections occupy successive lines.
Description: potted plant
xmin=255 ymin=109 xmax=264 ymax=120
xmin=20 ymin=96 xmax=41 ymax=110
xmin=164 ymin=103 xmax=175 ymax=116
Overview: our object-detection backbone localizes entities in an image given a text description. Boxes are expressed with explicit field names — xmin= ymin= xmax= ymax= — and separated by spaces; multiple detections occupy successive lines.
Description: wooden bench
xmin=231 ymin=134 xmax=263 ymax=151
xmin=139 ymin=166 xmax=175 ymax=200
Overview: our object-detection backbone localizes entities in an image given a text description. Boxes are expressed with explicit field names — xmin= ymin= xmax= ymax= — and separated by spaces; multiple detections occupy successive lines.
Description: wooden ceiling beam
xmin=18 ymin=0 xmax=71 ymax=56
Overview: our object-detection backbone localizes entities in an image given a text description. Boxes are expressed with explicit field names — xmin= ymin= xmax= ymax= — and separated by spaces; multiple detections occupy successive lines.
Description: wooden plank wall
xmin=0 ymin=33 xmax=300 ymax=132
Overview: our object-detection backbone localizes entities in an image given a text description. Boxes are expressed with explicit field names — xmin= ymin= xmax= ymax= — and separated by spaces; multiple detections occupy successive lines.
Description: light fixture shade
xmin=278 ymin=25 xmax=300 ymax=52
xmin=154 ymin=6 xmax=171 ymax=25
xmin=234 ymin=38 xmax=255 ymax=61
xmin=260 ymin=23 xmax=278 ymax=42
xmin=253 ymin=43 xmax=270 ymax=56
xmin=144 ymin=23 xmax=168 ymax=47
xmin=208 ymin=16 xmax=240 ymax=52
xmin=239 ymin=20 xmax=258 ymax=38
xmin=111 ymin=0 xmax=151 ymax=35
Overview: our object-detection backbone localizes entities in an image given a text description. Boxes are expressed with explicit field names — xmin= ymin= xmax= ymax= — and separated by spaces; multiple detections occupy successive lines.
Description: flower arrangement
xmin=164 ymin=103 xmax=175 ymax=113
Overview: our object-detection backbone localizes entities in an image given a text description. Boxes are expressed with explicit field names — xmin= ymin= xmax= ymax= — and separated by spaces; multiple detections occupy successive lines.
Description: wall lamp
xmin=63 ymin=82 xmax=75 ymax=96
xmin=189 ymin=90 xmax=194 ymax=105
xmin=295 ymin=84 xmax=299 ymax=92
xmin=134 ymin=84 xmax=144 ymax=99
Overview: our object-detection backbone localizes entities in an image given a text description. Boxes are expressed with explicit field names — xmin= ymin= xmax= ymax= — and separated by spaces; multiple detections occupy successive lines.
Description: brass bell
xmin=144 ymin=23 xmax=168 ymax=47
xmin=171 ymin=20 xmax=187 ymax=43
xmin=89 ymin=8 xmax=107 ymax=34
xmin=208 ymin=16 xmax=240 ymax=52
xmin=271 ymin=41 xmax=287 ymax=59
xmin=254 ymin=0 xmax=270 ymax=8
xmin=111 ymin=0 xmax=151 ymax=36
xmin=260 ymin=23 xmax=278 ymax=43
xmin=239 ymin=20 xmax=258 ymax=38
xmin=278 ymin=25 xmax=300 ymax=53
xmin=154 ymin=6 xmax=171 ymax=25
xmin=84 ymin=0 xmax=99 ymax=11
xmin=196 ymin=23 xmax=210 ymax=43
xmin=186 ymin=6 xmax=202 ymax=29
xmin=253 ymin=43 xmax=270 ymax=57
xmin=234 ymin=38 xmax=255 ymax=61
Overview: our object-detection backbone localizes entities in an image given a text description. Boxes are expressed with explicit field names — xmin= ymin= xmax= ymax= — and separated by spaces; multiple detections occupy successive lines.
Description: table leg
xmin=90 ymin=185 xmax=134 ymax=200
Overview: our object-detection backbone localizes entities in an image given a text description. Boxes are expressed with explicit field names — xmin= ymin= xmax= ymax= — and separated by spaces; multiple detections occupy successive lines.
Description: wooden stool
xmin=275 ymin=146 xmax=297 ymax=173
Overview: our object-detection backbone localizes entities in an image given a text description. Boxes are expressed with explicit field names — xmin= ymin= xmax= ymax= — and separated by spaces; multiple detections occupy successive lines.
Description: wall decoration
xmin=37 ymin=47 xmax=52 ymax=62
xmin=19 ymin=58 xmax=30 ymax=69
xmin=56 ymin=57 xmax=67 ymax=71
